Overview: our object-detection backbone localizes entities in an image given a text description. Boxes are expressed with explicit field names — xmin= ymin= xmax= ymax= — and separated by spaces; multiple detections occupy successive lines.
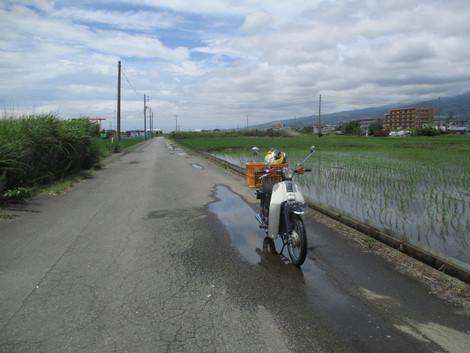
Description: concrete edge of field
xmin=172 ymin=141 xmax=470 ymax=286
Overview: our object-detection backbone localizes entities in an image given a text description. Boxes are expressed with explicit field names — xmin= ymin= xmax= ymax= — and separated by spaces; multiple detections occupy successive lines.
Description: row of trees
xmin=337 ymin=121 xmax=454 ymax=136
xmin=297 ymin=122 xmax=386 ymax=136
xmin=296 ymin=121 xmax=461 ymax=136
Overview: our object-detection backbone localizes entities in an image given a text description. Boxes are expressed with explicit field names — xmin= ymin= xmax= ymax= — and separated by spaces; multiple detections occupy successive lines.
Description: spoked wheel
xmin=263 ymin=237 xmax=278 ymax=254
xmin=286 ymin=215 xmax=307 ymax=267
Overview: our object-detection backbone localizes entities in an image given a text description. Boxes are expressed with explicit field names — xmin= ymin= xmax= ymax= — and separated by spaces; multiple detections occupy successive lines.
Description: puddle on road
xmin=208 ymin=185 xmax=330 ymax=280
xmin=165 ymin=142 xmax=188 ymax=156
xmin=191 ymin=163 xmax=204 ymax=170
xmin=166 ymin=143 xmax=181 ymax=151
xmin=209 ymin=185 xmax=265 ymax=265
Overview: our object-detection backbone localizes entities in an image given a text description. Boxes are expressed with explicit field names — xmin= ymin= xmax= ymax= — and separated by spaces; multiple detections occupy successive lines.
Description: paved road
xmin=0 ymin=137 xmax=469 ymax=353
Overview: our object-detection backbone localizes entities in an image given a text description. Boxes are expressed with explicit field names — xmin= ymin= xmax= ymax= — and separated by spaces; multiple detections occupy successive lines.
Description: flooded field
xmin=211 ymin=150 xmax=470 ymax=267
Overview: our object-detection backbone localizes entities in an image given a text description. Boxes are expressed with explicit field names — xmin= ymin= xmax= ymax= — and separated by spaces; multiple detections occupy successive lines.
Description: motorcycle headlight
xmin=284 ymin=168 xmax=295 ymax=179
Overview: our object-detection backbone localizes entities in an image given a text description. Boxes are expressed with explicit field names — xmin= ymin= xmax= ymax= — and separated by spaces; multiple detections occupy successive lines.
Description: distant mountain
xmin=250 ymin=91 xmax=470 ymax=129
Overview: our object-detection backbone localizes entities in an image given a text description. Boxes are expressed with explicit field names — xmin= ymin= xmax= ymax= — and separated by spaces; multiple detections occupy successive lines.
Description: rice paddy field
xmin=175 ymin=134 xmax=470 ymax=268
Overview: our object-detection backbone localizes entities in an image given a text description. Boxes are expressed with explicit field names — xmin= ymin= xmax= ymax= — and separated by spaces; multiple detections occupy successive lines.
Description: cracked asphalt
xmin=1 ymin=137 xmax=469 ymax=353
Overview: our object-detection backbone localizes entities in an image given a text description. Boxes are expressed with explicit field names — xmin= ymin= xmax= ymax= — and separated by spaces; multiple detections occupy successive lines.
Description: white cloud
xmin=241 ymin=11 xmax=273 ymax=33
xmin=1 ymin=0 xmax=470 ymax=131
xmin=53 ymin=8 xmax=181 ymax=31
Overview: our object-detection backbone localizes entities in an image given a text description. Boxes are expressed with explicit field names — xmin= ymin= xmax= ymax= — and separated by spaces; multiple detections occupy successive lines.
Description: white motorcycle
xmin=249 ymin=146 xmax=316 ymax=267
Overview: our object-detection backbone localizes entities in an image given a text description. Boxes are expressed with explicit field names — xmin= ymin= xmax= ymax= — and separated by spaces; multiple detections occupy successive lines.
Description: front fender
xmin=280 ymin=202 xmax=305 ymax=235
xmin=290 ymin=202 xmax=305 ymax=215
xmin=268 ymin=181 xmax=305 ymax=238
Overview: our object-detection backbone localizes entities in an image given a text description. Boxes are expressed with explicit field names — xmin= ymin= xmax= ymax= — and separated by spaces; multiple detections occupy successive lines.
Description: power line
xmin=154 ymin=95 xmax=314 ymax=110
xmin=121 ymin=67 xmax=141 ymax=99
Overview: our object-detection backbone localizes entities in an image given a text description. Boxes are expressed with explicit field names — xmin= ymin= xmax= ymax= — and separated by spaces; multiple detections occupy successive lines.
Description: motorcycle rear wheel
xmin=287 ymin=215 xmax=307 ymax=267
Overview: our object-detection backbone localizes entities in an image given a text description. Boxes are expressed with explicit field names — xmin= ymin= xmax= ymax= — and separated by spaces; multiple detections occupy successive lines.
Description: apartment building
xmin=383 ymin=107 xmax=433 ymax=130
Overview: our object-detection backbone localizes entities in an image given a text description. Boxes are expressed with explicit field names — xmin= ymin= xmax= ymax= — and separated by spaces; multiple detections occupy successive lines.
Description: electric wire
xmin=109 ymin=64 xmax=390 ymax=130
xmin=118 ymin=64 xmax=316 ymax=111
xmin=121 ymin=67 xmax=142 ymax=99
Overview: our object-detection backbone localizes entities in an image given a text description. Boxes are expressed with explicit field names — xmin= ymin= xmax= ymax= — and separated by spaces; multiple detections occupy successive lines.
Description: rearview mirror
xmin=310 ymin=145 xmax=316 ymax=153
xmin=252 ymin=147 xmax=260 ymax=155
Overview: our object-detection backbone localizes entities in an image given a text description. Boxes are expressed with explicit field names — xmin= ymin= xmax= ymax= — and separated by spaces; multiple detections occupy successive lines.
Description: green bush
xmin=339 ymin=120 xmax=361 ymax=135
xmin=413 ymin=127 xmax=441 ymax=136
xmin=301 ymin=126 xmax=314 ymax=134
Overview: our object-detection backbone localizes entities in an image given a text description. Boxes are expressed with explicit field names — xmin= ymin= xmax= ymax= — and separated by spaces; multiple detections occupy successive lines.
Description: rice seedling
xmin=209 ymin=139 xmax=470 ymax=265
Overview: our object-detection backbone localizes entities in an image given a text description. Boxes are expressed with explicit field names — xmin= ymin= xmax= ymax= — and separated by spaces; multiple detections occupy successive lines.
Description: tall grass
xmin=0 ymin=114 xmax=101 ymax=200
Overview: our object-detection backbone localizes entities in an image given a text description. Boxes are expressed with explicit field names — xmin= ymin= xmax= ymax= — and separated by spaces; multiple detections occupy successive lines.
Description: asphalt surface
xmin=0 ymin=137 xmax=469 ymax=353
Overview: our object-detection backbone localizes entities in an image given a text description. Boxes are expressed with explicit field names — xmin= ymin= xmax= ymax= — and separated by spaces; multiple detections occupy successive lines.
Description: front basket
xmin=245 ymin=163 xmax=287 ymax=187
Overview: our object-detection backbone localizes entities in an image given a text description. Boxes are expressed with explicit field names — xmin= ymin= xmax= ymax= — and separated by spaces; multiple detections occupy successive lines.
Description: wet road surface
xmin=0 ymin=137 xmax=469 ymax=353
xmin=209 ymin=184 xmax=470 ymax=352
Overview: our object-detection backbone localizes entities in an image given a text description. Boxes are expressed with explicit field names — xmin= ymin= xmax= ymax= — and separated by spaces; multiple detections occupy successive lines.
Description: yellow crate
xmin=245 ymin=163 xmax=287 ymax=187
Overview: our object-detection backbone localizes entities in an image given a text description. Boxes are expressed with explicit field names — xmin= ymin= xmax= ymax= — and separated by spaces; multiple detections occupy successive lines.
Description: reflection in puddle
xmin=191 ymin=163 xmax=204 ymax=170
xmin=209 ymin=185 xmax=265 ymax=265
xmin=256 ymin=246 xmax=307 ymax=280
xmin=165 ymin=142 xmax=188 ymax=156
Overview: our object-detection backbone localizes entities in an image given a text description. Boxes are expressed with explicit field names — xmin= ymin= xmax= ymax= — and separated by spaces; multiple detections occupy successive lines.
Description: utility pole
xmin=438 ymin=96 xmax=441 ymax=130
xmin=144 ymin=94 xmax=149 ymax=139
xmin=117 ymin=61 xmax=121 ymax=142
xmin=151 ymin=108 xmax=153 ymax=135
xmin=148 ymin=107 xmax=152 ymax=137
xmin=318 ymin=94 xmax=322 ymax=137
xmin=246 ymin=115 xmax=248 ymax=129
xmin=175 ymin=115 xmax=178 ymax=131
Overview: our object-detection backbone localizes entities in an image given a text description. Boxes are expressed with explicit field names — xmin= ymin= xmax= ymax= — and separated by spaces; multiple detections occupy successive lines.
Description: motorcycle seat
xmin=261 ymin=182 xmax=276 ymax=195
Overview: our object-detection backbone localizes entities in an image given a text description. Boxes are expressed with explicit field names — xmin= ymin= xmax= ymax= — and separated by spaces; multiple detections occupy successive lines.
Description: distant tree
xmin=302 ymin=126 xmax=313 ymax=134
xmin=266 ymin=128 xmax=283 ymax=137
xmin=369 ymin=122 xmax=383 ymax=136
xmin=414 ymin=127 xmax=441 ymax=136
xmin=339 ymin=121 xmax=361 ymax=135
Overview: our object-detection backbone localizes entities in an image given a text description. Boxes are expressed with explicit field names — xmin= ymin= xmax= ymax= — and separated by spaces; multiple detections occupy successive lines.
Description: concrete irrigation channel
xmin=190 ymin=148 xmax=470 ymax=285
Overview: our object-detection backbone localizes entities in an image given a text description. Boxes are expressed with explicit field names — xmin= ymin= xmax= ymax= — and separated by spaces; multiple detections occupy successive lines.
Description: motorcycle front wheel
xmin=287 ymin=214 xmax=307 ymax=267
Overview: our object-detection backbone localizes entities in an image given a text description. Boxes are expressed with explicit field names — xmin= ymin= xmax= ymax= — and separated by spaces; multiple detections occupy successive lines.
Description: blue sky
xmin=1 ymin=0 xmax=470 ymax=132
